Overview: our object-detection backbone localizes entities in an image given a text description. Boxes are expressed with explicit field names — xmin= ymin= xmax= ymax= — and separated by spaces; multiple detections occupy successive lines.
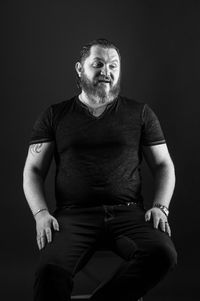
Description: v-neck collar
xmin=75 ymin=95 xmax=119 ymax=120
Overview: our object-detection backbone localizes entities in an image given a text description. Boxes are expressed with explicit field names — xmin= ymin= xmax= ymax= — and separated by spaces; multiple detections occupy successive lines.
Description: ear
xmin=75 ymin=62 xmax=82 ymax=77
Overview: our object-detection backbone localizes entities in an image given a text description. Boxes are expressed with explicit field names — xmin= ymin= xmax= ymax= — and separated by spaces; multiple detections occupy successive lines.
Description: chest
xmin=54 ymin=110 xmax=142 ymax=155
xmin=87 ymin=105 xmax=107 ymax=117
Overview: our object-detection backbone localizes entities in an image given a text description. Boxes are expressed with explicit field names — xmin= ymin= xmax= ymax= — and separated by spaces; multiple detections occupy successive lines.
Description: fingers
xmin=165 ymin=222 xmax=171 ymax=237
xmin=145 ymin=210 xmax=160 ymax=229
xmin=145 ymin=209 xmax=171 ymax=236
xmin=36 ymin=228 xmax=52 ymax=250
xmin=45 ymin=227 xmax=52 ymax=243
xmin=36 ymin=217 xmax=60 ymax=250
xmin=52 ymin=218 xmax=60 ymax=232
xmin=37 ymin=232 xmax=46 ymax=250
xmin=153 ymin=215 xmax=160 ymax=229
xmin=155 ymin=219 xmax=171 ymax=236
xmin=159 ymin=220 xmax=171 ymax=236
xmin=145 ymin=210 xmax=151 ymax=222
xmin=159 ymin=220 xmax=165 ymax=232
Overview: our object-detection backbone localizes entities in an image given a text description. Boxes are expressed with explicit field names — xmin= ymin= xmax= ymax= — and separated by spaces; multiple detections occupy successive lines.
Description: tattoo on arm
xmin=30 ymin=143 xmax=43 ymax=155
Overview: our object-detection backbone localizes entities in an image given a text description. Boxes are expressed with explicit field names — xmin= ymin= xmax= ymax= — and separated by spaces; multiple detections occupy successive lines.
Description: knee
xmin=149 ymin=242 xmax=177 ymax=272
xmin=33 ymin=264 xmax=73 ymax=300
xmin=35 ymin=263 xmax=73 ymax=289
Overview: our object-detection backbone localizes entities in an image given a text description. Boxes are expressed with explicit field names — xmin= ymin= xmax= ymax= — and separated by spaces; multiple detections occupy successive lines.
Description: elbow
xmin=23 ymin=165 xmax=28 ymax=188
xmin=23 ymin=165 xmax=32 ymax=192
xmin=23 ymin=166 xmax=29 ymax=195
xmin=166 ymin=157 xmax=175 ymax=178
xmin=168 ymin=160 xmax=176 ymax=185
xmin=154 ymin=159 xmax=176 ymax=182
xmin=165 ymin=160 xmax=176 ymax=185
xmin=171 ymin=161 xmax=176 ymax=185
xmin=23 ymin=164 xmax=44 ymax=190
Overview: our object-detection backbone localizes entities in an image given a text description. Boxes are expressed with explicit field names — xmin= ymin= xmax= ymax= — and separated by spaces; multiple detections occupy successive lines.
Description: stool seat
xmin=71 ymin=243 xmax=144 ymax=301
xmin=71 ymin=295 xmax=91 ymax=300
xmin=71 ymin=295 xmax=143 ymax=301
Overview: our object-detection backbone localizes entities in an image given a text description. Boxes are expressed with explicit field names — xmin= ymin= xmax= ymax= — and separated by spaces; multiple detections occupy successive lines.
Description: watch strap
xmin=153 ymin=203 xmax=169 ymax=217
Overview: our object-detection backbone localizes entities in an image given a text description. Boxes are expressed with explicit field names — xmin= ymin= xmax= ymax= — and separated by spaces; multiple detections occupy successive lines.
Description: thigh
xmin=109 ymin=204 xmax=177 ymax=261
xmin=36 ymin=206 xmax=104 ymax=277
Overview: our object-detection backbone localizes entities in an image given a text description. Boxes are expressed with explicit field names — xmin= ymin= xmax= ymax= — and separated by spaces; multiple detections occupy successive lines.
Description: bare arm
xmin=23 ymin=142 xmax=59 ymax=249
xmin=142 ymin=143 xmax=175 ymax=208
xmin=23 ymin=142 xmax=54 ymax=215
xmin=142 ymin=143 xmax=176 ymax=236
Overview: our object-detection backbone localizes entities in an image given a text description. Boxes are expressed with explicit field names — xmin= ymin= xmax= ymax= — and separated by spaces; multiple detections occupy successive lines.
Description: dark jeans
xmin=33 ymin=203 xmax=177 ymax=301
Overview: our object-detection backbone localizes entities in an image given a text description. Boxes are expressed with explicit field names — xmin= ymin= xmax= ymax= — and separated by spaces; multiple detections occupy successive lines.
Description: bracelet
xmin=153 ymin=204 xmax=169 ymax=217
xmin=33 ymin=208 xmax=48 ymax=217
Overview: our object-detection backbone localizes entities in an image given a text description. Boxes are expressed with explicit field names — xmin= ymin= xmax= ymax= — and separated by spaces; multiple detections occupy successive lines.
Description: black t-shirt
xmin=29 ymin=95 xmax=166 ymax=208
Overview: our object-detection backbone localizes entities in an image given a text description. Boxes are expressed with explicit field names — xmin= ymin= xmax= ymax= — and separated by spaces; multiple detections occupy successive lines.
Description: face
xmin=76 ymin=45 xmax=121 ymax=103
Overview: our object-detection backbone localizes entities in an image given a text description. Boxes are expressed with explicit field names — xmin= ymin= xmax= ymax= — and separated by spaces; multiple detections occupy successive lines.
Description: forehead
xmin=86 ymin=45 xmax=120 ymax=63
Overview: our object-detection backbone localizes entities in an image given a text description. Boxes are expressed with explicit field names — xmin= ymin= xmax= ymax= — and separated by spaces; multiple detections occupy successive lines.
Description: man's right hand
xmin=35 ymin=210 xmax=60 ymax=250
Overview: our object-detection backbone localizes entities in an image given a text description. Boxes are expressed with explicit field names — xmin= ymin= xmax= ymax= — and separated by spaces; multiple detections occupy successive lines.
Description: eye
xmin=110 ymin=64 xmax=118 ymax=69
xmin=92 ymin=61 xmax=103 ymax=68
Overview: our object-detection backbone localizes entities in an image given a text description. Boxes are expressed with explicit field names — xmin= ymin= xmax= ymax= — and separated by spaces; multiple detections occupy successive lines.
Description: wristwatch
xmin=153 ymin=203 xmax=169 ymax=217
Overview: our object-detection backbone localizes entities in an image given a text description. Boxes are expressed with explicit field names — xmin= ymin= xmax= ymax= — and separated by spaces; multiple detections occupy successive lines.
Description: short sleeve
xmin=29 ymin=106 xmax=55 ymax=145
xmin=141 ymin=104 xmax=166 ymax=146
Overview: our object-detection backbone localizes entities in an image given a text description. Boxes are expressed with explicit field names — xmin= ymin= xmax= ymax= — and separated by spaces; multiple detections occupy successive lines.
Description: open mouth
xmin=98 ymin=80 xmax=111 ymax=84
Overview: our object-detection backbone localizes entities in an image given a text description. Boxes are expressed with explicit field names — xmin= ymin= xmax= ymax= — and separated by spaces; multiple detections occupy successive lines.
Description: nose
xmin=100 ymin=65 xmax=110 ymax=77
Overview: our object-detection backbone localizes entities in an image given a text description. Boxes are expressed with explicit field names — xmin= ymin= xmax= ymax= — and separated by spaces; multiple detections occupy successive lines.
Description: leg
xmin=33 ymin=206 xmax=104 ymax=301
xmin=90 ymin=204 xmax=177 ymax=301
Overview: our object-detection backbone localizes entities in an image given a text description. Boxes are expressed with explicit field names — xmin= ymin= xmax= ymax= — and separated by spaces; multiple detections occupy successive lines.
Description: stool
xmin=71 ymin=296 xmax=143 ymax=301
xmin=71 ymin=248 xmax=143 ymax=301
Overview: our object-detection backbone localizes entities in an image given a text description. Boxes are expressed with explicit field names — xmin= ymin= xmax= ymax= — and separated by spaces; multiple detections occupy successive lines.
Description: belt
xmin=115 ymin=201 xmax=137 ymax=206
xmin=57 ymin=201 xmax=141 ymax=210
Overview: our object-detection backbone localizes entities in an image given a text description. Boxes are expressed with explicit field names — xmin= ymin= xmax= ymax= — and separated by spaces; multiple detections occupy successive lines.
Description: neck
xmin=79 ymin=91 xmax=115 ymax=108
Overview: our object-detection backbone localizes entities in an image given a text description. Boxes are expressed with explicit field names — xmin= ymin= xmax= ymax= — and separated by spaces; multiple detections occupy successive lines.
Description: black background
xmin=2 ymin=1 xmax=200 ymax=300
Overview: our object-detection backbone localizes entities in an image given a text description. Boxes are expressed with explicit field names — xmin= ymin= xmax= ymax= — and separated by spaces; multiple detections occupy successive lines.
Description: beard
xmin=79 ymin=71 xmax=121 ymax=104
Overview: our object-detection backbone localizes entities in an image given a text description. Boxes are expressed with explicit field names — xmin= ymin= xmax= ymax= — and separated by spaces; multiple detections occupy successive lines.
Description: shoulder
xmin=119 ymin=95 xmax=145 ymax=110
xmin=48 ymin=96 xmax=75 ymax=122
xmin=50 ymin=96 xmax=76 ymax=114
xmin=35 ymin=96 xmax=75 ymax=130
xmin=119 ymin=95 xmax=146 ymax=119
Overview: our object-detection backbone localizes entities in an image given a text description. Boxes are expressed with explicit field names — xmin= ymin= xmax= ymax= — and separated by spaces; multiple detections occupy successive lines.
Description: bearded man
xmin=23 ymin=38 xmax=177 ymax=301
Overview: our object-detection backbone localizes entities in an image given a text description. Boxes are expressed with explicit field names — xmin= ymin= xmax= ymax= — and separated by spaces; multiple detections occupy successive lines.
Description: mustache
xmin=79 ymin=71 xmax=121 ymax=100
xmin=95 ymin=76 xmax=112 ymax=84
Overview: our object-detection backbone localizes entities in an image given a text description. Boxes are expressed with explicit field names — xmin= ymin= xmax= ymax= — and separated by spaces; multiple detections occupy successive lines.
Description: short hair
xmin=78 ymin=38 xmax=121 ymax=63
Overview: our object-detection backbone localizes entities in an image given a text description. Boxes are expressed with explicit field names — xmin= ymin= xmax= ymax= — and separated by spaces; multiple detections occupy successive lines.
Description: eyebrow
xmin=93 ymin=57 xmax=119 ymax=63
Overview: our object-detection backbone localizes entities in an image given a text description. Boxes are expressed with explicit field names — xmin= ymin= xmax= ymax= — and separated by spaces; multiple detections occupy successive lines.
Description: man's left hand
xmin=145 ymin=207 xmax=171 ymax=236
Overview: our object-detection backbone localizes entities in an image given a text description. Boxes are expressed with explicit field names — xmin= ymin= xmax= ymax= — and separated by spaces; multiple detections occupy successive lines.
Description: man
xmin=23 ymin=38 xmax=177 ymax=301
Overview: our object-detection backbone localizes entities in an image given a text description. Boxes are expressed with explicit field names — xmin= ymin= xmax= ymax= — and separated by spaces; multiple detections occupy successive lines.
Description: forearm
xmin=152 ymin=162 xmax=175 ymax=208
xmin=23 ymin=170 xmax=49 ymax=217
